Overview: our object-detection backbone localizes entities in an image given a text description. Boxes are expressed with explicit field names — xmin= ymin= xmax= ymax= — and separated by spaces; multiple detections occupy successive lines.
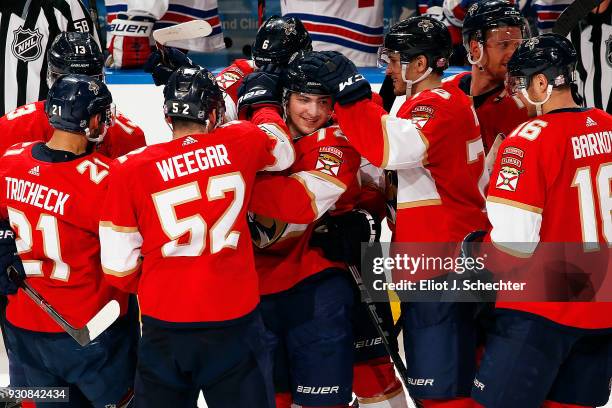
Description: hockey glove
xmin=310 ymin=209 xmax=381 ymax=266
xmin=300 ymin=51 xmax=372 ymax=106
xmin=144 ymin=47 xmax=196 ymax=86
xmin=237 ymin=66 xmax=283 ymax=120
xmin=0 ymin=220 xmax=25 ymax=295
xmin=107 ymin=13 xmax=155 ymax=69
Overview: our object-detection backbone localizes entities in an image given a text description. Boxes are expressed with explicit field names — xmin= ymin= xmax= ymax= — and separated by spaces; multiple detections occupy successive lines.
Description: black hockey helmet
xmin=378 ymin=16 xmax=452 ymax=72
xmin=251 ymin=15 xmax=312 ymax=68
xmin=47 ymin=32 xmax=104 ymax=88
xmin=462 ymin=0 xmax=527 ymax=47
xmin=282 ymin=51 xmax=330 ymax=96
xmin=45 ymin=74 xmax=114 ymax=142
xmin=507 ymin=34 xmax=577 ymax=92
xmin=163 ymin=66 xmax=225 ymax=127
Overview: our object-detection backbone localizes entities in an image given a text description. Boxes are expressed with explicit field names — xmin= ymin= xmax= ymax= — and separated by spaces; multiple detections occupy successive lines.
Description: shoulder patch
xmin=217 ymin=70 xmax=242 ymax=90
xmin=316 ymin=147 xmax=344 ymax=176
xmin=411 ymin=105 xmax=435 ymax=129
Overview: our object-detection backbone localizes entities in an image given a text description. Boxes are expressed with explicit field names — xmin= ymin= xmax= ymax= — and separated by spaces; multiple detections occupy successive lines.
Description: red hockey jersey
xmin=444 ymin=72 xmax=528 ymax=155
xmin=0 ymin=142 xmax=128 ymax=333
xmin=99 ymin=120 xmax=295 ymax=325
xmin=335 ymin=85 xmax=489 ymax=245
xmin=484 ymin=108 xmax=612 ymax=329
xmin=216 ymin=59 xmax=256 ymax=121
xmin=248 ymin=125 xmax=362 ymax=295
xmin=0 ymin=101 xmax=147 ymax=158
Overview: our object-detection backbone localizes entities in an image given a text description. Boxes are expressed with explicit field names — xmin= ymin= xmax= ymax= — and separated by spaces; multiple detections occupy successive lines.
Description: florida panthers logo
xmin=11 ymin=26 xmax=44 ymax=62
xmin=248 ymin=212 xmax=288 ymax=248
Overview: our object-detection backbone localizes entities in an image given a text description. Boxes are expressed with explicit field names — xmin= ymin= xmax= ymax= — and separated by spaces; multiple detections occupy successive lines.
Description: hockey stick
xmin=8 ymin=266 xmax=120 ymax=347
xmin=152 ymin=20 xmax=213 ymax=46
xmin=153 ymin=20 xmax=213 ymax=64
xmin=347 ymin=264 xmax=410 ymax=388
xmin=552 ymin=0 xmax=600 ymax=36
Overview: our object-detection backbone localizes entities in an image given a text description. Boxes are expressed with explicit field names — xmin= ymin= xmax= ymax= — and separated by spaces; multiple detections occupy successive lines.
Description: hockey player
xmin=469 ymin=33 xmax=612 ymax=408
xmin=0 ymin=0 xmax=99 ymax=116
xmin=0 ymin=74 xmax=135 ymax=407
xmin=217 ymin=14 xmax=312 ymax=121
xmin=105 ymin=0 xmax=224 ymax=69
xmin=0 ymin=32 xmax=147 ymax=158
xmin=99 ymin=66 xmax=295 ymax=408
xmin=239 ymin=52 xmax=363 ymax=408
xmin=445 ymin=0 xmax=530 ymax=158
xmin=298 ymin=16 xmax=489 ymax=408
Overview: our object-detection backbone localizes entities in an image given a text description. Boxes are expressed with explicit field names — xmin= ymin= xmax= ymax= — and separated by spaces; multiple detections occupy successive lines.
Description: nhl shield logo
xmin=11 ymin=26 xmax=44 ymax=62
xmin=606 ymin=35 xmax=612 ymax=68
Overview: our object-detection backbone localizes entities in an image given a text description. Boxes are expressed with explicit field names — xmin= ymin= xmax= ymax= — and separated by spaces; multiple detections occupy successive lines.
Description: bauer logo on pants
xmin=12 ymin=26 xmax=44 ymax=62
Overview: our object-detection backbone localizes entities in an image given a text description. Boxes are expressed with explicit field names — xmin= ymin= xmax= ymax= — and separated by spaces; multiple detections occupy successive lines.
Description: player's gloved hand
xmin=0 ymin=220 xmax=25 ymax=295
xmin=107 ymin=13 xmax=155 ymax=69
xmin=143 ymin=47 xmax=196 ymax=86
xmin=459 ymin=230 xmax=488 ymax=275
xmin=237 ymin=65 xmax=283 ymax=119
xmin=300 ymin=51 xmax=372 ymax=105
xmin=310 ymin=209 xmax=381 ymax=266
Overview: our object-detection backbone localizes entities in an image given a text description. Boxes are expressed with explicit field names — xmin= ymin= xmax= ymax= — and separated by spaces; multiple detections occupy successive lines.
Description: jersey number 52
xmin=153 ymin=173 xmax=245 ymax=257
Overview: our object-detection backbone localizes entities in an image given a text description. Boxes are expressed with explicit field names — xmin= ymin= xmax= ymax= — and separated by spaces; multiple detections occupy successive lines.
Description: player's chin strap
xmin=521 ymin=84 xmax=553 ymax=116
xmin=402 ymin=63 xmax=433 ymax=97
xmin=466 ymin=43 xmax=485 ymax=71
xmin=84 ymin=124 xmax=109 ymax=144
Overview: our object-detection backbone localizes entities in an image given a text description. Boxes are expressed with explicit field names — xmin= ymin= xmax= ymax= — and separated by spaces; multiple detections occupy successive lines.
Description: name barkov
xmin=373 ymin=279 xmax=526 ymax=291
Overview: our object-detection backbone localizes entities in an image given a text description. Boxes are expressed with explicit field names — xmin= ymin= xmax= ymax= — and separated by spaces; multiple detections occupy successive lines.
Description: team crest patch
xmin=316 ymin=147 xmax=343 ymax=176
xmin=606 ymin=35 xmax=612 ymax=68
xmin=411 ymin=105 xmax=434 ymax=129
xmin=495 ymin=166 xmax=522 ymax=192
xmin=217 ymin=71 xmax=241 ymax=89
xmin=248 ymin=212 xmax=287 ymax=249
xmin=11 ymin=26 xmax=44 ymax=62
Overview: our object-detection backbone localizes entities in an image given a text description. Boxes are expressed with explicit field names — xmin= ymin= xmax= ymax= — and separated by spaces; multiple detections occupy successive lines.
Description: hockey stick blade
xmin=552 ymin=0 xmax=598 ymax=36
xmin=9 ymin=266 xmax=120 ymax=346
xmin=153 ymin=20 xmax=213 ymax=45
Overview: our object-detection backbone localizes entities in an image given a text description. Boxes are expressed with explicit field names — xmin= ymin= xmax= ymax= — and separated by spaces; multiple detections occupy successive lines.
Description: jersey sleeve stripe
xmin=381 ymin=115 xmax=428 ymax=170
xmin=258 ymin=123 xmax=296 ymax=172
xmin=99 ymin=224 xmax=143 ymax=275
xmin=487 ymin=196 xmax=544 ymax=214
xmin=487 ymin=200 xmax=542 ymax=257
xmin=291 ymin=171 xmax=346 ymax=219
xmin=397 ymin=198 xmax=442 ymax=209
xmin=99 ymin=220 xmax=139 ymax=233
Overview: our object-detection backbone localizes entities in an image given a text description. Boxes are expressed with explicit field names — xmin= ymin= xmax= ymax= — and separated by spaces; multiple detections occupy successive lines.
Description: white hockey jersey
xmin=281 ymin=0 xmax=384 ymax=67
xmin=104 ymin=0 xmax=224 ymax=51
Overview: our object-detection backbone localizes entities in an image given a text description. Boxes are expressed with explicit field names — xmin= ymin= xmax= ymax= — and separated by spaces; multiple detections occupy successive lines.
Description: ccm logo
xmin=407 ymin=378 xmax=434 ymax=386
xmin=237 ymin=89 xmax=266 ymax=104
xmin=296 ymin=385 xmax=339 ymax=395
xmin=474 ymin=378 xmax=485 ymax=391
xmin=339 ymin=74 xmax=365 ymax=92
